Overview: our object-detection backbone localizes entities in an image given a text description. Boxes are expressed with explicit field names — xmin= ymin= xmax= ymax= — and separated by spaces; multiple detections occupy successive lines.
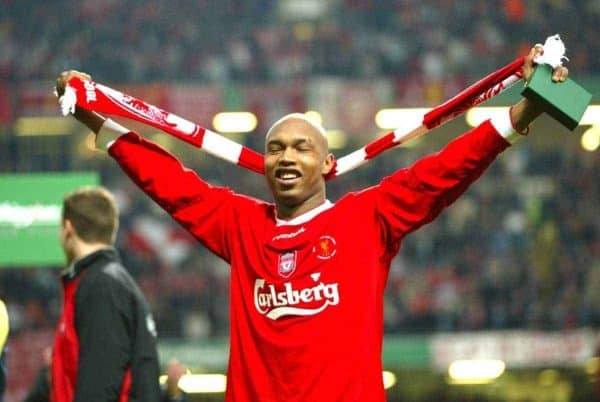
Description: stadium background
xmin=1 ymin=1 xmax=599 ymax=401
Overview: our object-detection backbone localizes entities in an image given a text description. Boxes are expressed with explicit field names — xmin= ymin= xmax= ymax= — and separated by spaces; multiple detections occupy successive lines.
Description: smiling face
xmin=264 ymin=114 xmax=334 ymax=219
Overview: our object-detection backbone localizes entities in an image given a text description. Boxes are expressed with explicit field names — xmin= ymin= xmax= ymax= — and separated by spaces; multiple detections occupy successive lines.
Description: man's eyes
xmin=267 ymin=145 xmax=312 ymax=153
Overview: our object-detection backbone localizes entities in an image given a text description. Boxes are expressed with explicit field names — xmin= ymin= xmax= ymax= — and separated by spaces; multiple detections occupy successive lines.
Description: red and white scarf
xmin=58 ymin=35 xmax=566 ymax=179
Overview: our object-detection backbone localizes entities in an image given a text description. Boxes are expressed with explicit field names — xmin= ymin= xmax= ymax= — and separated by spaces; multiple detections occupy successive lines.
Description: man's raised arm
xmin=374 ymin=45 xmax=570 ymax=243
xmin=55 ymin=70 xmax=235 ymax=261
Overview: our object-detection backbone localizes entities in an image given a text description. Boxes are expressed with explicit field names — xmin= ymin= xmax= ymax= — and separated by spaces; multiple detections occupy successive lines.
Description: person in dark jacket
xmin=51 ymin=186 xmax=161 ymax=402
xmin=23 ymin=349 xmax=187 ymax=402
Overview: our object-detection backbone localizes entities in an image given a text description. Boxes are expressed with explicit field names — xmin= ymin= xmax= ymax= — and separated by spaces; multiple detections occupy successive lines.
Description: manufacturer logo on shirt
xmin=254 ymin=273 xmax=340 ymax=320
xmin=272 ymin=227 xmax=306 ymax=241
xmin=313 ymin=235 xmax=336 ymax=260
xmin=278 ymin=251 xmax=297 ymax=278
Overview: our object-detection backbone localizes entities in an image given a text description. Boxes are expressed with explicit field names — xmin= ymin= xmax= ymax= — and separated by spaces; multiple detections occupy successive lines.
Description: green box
xmin=0 ymin=172 xmax=99 ymax=267
xmin=521 ymin=64 xmax=592 ymax=131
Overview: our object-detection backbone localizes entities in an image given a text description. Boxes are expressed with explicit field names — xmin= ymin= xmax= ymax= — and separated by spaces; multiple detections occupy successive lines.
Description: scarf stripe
xmin=65 ymin=58 xmax=524 ymax=179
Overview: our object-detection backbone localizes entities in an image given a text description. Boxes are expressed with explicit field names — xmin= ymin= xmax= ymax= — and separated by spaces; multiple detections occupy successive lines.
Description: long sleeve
xmin=375 ymin=120 xmax=510 ymax=246
xmin=73 ymin=273 xmax=133 ymax=402
xmin=108 ymin=132 xmax=236 ymax=261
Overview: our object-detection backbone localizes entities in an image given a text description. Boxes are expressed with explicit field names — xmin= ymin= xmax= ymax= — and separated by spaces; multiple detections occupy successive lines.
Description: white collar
xmin=275 ymin=200 xmax=334 ymax=226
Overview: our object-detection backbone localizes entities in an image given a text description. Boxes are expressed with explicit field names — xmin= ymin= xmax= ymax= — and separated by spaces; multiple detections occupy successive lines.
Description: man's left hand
xmin=522 ymin=45 xmax=569 ymax=83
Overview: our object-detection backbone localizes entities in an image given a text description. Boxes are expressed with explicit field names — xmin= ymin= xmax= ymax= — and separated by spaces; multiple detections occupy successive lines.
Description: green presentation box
xmin=521 ymin=64 xmax=592 ymax=131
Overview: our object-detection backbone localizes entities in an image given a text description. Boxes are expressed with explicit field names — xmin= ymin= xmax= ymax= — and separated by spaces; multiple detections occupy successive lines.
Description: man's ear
xmin=62 ymin=219 xmax=75 ymax=236
xmin=321 ymin=153 xmax=335 ymax=176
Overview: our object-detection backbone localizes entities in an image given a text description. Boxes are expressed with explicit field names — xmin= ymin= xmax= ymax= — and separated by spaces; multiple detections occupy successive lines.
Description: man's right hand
xmin=55 ymin=70 xmax=92 ymax=97
xmin=55 ymin=70 xmax=107 ymax=134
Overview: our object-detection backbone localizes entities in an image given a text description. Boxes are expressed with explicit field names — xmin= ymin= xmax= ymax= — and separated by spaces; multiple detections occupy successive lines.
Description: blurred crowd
xmin=1 ymin=0 xmax=599 ymax=86
xmin=0 ymin=0 xmax=599 ymax=340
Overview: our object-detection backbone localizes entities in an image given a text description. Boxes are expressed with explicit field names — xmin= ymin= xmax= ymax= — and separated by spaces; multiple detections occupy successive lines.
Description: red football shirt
xmin=109 ymin=120 xmax=509 ymax=402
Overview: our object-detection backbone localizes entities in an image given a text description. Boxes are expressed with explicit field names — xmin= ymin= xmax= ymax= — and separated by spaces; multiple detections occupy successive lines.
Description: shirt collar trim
xmin=275 ymin=200 xmax=334 ymax=226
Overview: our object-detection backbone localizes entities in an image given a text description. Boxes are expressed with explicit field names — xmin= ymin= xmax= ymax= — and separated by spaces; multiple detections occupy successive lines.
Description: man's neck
xmin=276 ymin=195 xmax=324 ymax=219
xmin=72 ymin=242 xmax=111 ymax=263
xmin=276 ymin=193 xmax=330 ymax=221
xmin=275 ymin=200 xmax=333 ymax=226
xmin=64 ymin=242 xmax=111 ymax=273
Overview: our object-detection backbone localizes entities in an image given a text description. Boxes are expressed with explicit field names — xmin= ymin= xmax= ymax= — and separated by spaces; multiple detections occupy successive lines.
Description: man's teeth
xmin=282 ymin=173 xmax=297 ymax=179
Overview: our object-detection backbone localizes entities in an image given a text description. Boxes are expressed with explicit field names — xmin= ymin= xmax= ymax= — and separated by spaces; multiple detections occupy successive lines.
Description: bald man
xmin=264 ymin=113 xmax=335 ymax=219
xmin=55 ymin=46 xmax=568 ymax=402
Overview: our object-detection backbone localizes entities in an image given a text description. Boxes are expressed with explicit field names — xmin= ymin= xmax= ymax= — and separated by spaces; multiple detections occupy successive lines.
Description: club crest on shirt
xmin=313 ymin=235 xmax=337 ymax=260
xmin=278 ymin=250 xmax=297 ymax=278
